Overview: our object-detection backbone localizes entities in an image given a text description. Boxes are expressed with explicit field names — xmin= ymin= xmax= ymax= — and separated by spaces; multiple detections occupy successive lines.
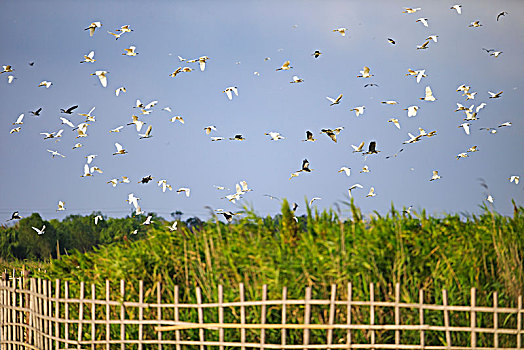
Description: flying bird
xmin=420 ymin=86 xmax=436 ymax=101
xmin=12 ymin=114 xmax=24 ymax=125
xmin=80 ymin=51 xmax=95 ymax=63
xmin=47 ymin=150 xmax=66 ymax=158
xmin=388 ymin=118 xmax=401 ymax=129
xmin=459 ymin=123 xmax=471 ymax=135
xmin=139 ymin=125 xmax=153 ymax=139
xmin=60 ymin=105 xmax=78 ymax=114
xmin=115 ymin=86 xmax=126 ymax=96
xmin=312 ymin=50 xmax=322 ymax=58
xmin=363 ymin=141 xmax=380 ymax=155
xmin=351 ymin=141 xmax=365 ymax=153
xmin=488 ymin=91 xmax=503 ymax=99
xmin=357 ymin=66 xmax=373 ymax=78
xmin=276 ymin=60 xmax=292 ymax=71
xmin=405 ymin=105 xmax=419 ymax=117
xmin=113 ymin=143 xmax=128 ymax=155
xmin=57 ymin=201 xmax=66 ymax=211
xmin=223 ymin=87 xmax=238 ymax=100
xmin=403 ymin=8 xmax=421 ymax=14
xmin=497 ymin=12 xmax=508 ymax=21
xmin=416 ymin=18 xmax=429 ymax=27
xmin=229 ymin=134 xmax=245 ymax=141
xmin=509 ymin=176 xmax=520 ymax=185
xmin=122 ymin=46 xmax=138 ymax=56
xmin=91 ymin=71 xmax=108 ymax=87
xmin=85 ymin=22 xmax=102 ymax=36
xmin=430 ymin=171 xmax=441 ymax=181
xmin=366 ymin=187 xmax=376 ymax=197
xmin=265 ymin=132 xmax=285 ymax=140
xmin=38 ymin=81 xmax=52 ymax=88
xmin=338 ymin=167 xmax=351 ymax=176
xmin=326 ymin=94 xmax=343 ymax=106
xmin=387 ymin=38 xmax=396 ymax=45
xmin=332 ymin=27 xmax=348 ymax=36
xmin=301 ymin=159 xmax=312 ymax=172
xmin=177 ymin=188 xmax=191 ymax=197
xmin=350 ymin=106 xmax=365 ymax=116
xmin=348 ymin=184 xmax=363 ymax=198
xmin=7 ymin=212 xmax=22 ymax=221
xmin=290 ymin=76 xmax=304 ymax=83
xmin=450 ymin=5 xmax=462 ymax=14
xmin=29 ymin=108 xmax=42 ymax=116
xmin=32 ymin=225 xmax=46 ymax=235
xmin=302 ymin=131 xmax=316 ymax=142
xmin=204 ymin=126 xmax=217 ymax=134
xmin=469 ymin=21 xmax=482 ymax=27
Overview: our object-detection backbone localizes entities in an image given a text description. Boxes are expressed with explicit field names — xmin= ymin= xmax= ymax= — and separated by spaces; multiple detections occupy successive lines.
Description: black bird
xmin=364 ymin=83 xmax=379 ymax=88
xmin=386 ymin=148 xmax=404 ymax=159
xmin=482 ymin=48 xmax=495 ymax=53
xmin=301 ymin=159 xmax=312 ymax=172
xmin=302 ymin=130 xmax=316 ymax=142
xmin=218 ymin=211 xmax=235 ymax=223
xmin=229 ymin=134 xmax=245 ymax=141
xmin=28 ymin=61 xmax=35 ymax=66
xmin=312 ymin=50 xmax=322 ymax=58
xmin=60 ymin=105 xmax=78 ymax=114
xmin=139 ymin=175 xmax=153 ymax=184
xmin=7 ymin=211 xmax=22 ymax=221
xmin=497 ymin=11 xmax=508 ymax=21
xmin=29 ymin=107 xmax=42 ymax=116
xmin=364 ymin=141 xmax=380 ymax=155
xmin=388 ymin=38 xmax=396 ymax=45
xmin=292 ymin=203 xmax=299 ymax=212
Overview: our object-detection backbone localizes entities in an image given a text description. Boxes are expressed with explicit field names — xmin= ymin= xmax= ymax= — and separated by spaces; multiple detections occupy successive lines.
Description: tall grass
xmin=9 ymin=201 xmax=524 ymax=346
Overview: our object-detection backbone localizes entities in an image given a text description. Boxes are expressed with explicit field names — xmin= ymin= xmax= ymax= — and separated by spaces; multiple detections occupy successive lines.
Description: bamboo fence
xmin=0 ymin=274 xmax=522 ymax=349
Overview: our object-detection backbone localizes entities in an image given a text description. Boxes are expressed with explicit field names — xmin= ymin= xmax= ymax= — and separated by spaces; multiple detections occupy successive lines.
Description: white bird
xmin=10 ymin=127 xmax=21 ymax=134
xmin=85 ymin=22 xmax=102 ymax=36
xmin=91 ymin=71 xmax=108 ymax=87
xmin=366 ymin=187 xmax=376 ymax=197
xmin=351 ymin=141 xmax=365 ymax=153
xmin=338 ymin=167 xmax=351 ymax=176
xmin=177 ymin=55 xmax=186 ymax=62
xmin=139 ymin=125 xmax=153 ymax=139
xmin=403 ymin=7 xmax=421 ymax=14
xmin=476 ymin=103 xmax=487 ymax=113
xmin=450 ymin=5 xmax=462 ymax=14
xmin=265 ymin=132 xmax=285 ymax=140
xmin=38 ymin=81 xmax=52 ymax=88
xmin=486 ymin=195 xmax=494 ymax=203
xmin=509 ymin=176 xmax=520 ymax=185
xmin=127 ymin=115 xmax=145 ymax=132
xmin=122 ymin=46 xmax=138 ymax=56
xmin=188 ymin=56 xmax=209 ymax=71
xmin=59 ymin=117 xmax=75 ymax=128
xmin=490 ymin=51 xmax=502 ymax=57
xmin=107 ymin=31 xmax=124 ymax=40
xmin=416 ymin=18 xmax=429 ymax=27
xmin=388 ymin=118 xmax=401 ymax=129
xmin=116 ymin=24 xmax=133 ymax=33
xmin=177 ymin=188 xmax=191 ymax=197
xmin=333 ymin=27 xmax=348 ymax=36
xmin=403 ymin=132 xmax=422 ymax=144
xmin=357 ymin=66 xmax=373 ymax=78
xmin=429 ymin=170 xmax=441 ymax=181
xmin=420 ymin=86 xmax=436 ymax=101
xmin=467 ymin=146 xmax=478 ymax=153
xmin=127 ymin=193 xmax=140 ymax=209
xmin=223 ymin=87 xmax=238 ymax=100
xmin=456 ymin=152 xmax=469 ymax=160
xmin=326 ymin=94 xmax=343 ymax=106
xmin=415 ymin=70 xmax=426 ymax=83
xmin=94 ymin=215 xmax=103 ymax=225
xmin=115 ymin=86 xmax=126 ymax=96
xmin=211 ymin=137 xmax=225 ymax=141
xmin=381 ymin=100 xmax=398 ymax=105
xmin=350 ymin=106 xmax=365 ymax=116
xmin=57 ymin=201 xmax=66 ymax=211
xmin=162 ymin=107 xmax=172 ymax=112
xmin=47 ymin=150 xmax=66 ymax=158
xmin=81 ymin=164 xmax=93 ymax=177
xmin=142 ymin=216 xmax=153 ymax=225
xmin=85 ymin=154 xmax=97 ymax=164
xmin=417 ymin=40 xmax=430 ymax=50
xmin=7 ymin=75 xmax=16 ymax=84
xmin=276 ymin=60 xmax=293 ymax=71
xmin=12 ymin=114 xmax=24 ymax=125
xmin=360 ymin=165 xmax=370 ymax=173
xmin=459 ymin=123 xmax=471 ymax=135
xmin=465 ymin=92 xmax=477 ymax=100
xmin=347 ymin=184 xmax=363 ymax=198
xmin=1 ymin=65 xmax=14 ymax=74
xmin=32 ymin=225 xmax=46 ymax=235
xmin=90 ymin=166 xmax=103 ymax=174
xmin=167 ymin=222 xmax=178 ymax=231
xmin=107 ymin=179 xmax=118 ymax=187
xmin=157 ymin=180 xmax=173 ymax=193
xmin=121 ymin=176 xmax=130 ymax=184
xmin=405 ymin=105 xmax=419 ymax=117
xmin=426 ymin=35 xmax=438 ymax=43
xmin=309 ymin=197 xmax=322 ymax=206
xmin=113 ymin=142 xmax=128 ymax=155
xmin=72 ymin=143 xmax=82 ymax=149
xmin=80 ymin=51 xmax=95 ymax=63
xmin=498 ymin=122 xmax=512 ymax=128
xmin=170 ymin=116 xmax=184 ymax=124
xmin=488 ymin=91 xmax=503 ymax=99
xmin=290 ymin=76 xmax=304 ymax=83
xmin=469 ymin=21 xmax=482 ymax=27
xmin=109 ymin=126 xmax=124 ymax=133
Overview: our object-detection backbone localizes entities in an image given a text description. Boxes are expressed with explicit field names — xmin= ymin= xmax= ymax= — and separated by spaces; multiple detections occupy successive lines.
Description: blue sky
xmin=1 ymin=0 xmax=523 ymax=220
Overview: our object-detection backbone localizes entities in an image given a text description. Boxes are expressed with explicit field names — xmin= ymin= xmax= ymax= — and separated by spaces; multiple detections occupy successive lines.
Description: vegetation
xmin=1 ymin=200 xmax=523 ymax=347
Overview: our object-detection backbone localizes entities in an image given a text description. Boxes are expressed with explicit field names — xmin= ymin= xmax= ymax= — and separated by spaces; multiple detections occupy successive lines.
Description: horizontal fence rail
xmin=0 ymin=277 xmax=522 ymax=349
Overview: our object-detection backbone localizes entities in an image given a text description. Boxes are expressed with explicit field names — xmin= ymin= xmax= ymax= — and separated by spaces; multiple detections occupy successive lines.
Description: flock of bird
xmin=2 ymin=4 xmax=521 ymax=228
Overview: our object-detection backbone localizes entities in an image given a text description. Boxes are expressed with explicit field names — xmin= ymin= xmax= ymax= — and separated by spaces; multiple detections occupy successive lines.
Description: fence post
xmin=43 ymin=279 xmax=49 ymax=350
xmin=493 ymin=292 xmax=498 ymax=348
xmin=346 ymin=283 xmax=352 ymax=348
xmin=54 ymin=280 xmax=60 ymax=350
xmin=0 ymin=280 xmax=4 ymax=349
xmin=120 ymin=280 xmax=126 ymax=350
xmin=326 ymin=284 xmax=336 ymax=349
xmin=218 ymin=285 xmax=224 ymax=350
xmin=370 ymin=283 xmax=375 ymax=346
xmin=303 ymin=286 xmax=311 ymax=350
xmin=196 ymin=286 xmax=204 ymax=350
xmin=470 ymin=287 xmax=476 ymax=349
xmin=37 ymin=278 xmax=43 ymax=349
xmin=442 ymin=289 xmax=451 ymax=349
xmin=138 ymin=280 xmax=144 ymax=350
xmin=64 ymin=281 xmax=70 ymax=347
xmin=19 ymin=277 xmax=25 ymax=350
xmin=395 ymin=283 xmax=400 ymax=347
xmin=7 ymin=278 xmax=12 ymax=350
xmin=517 ymin=295 xmax=522 ymax=349
xmin=30 ymin=278 xmax=37 ymax=349
xmin=157 ymin=281 xmax=162 ymax=350
xmin=281 ymin=286 xmax=287 ymax=349
xmin=77 ymin=281 xmax=85 ymax=349
xmin=239 ymin=283 xmax=246 ymax=350
xmin=48 ymin=280 xmax=53 ymax=350
xmin=174 ymin=285 xmax=181 ymax=350
xmin=419 ymin=289 xmax=425 ymax=349
xmin=260 ymin=284 xmax=267 ymax=350
xmin=106 ymin=280 xmax=111 ymax=350
xmin=91 ymin=284 xmax=96 ymax=350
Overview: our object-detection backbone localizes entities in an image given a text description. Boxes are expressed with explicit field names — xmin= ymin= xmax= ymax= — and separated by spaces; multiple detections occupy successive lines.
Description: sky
xmin=1 ymin=0 xmax=523 ymax=221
